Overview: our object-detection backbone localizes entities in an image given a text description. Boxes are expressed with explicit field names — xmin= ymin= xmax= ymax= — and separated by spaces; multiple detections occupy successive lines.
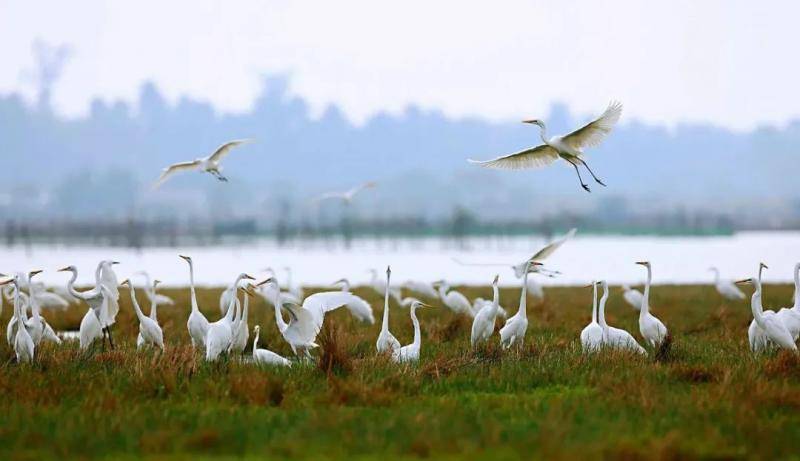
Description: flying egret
xmin=154 ymin=139 xmax=252 ymax=187
xmin=179 ymin=255 xmax=210 ymax=350
xmin=635 ymin=262 xmax=669 ymax=348
xmin=580 ymin=281 xmax=604 ymax=352
xmin=499 ymin=261 xmax=543 ymax=349
xmin=776 ymin=263 xmax=800 ymax=340
xmin=58 ymin=262 xmax=118 ymax=350
xmin=709 ymin=267 xmax=745 ymax=301
xmin=737 ymin=265 xmax=797 ymax=354
xmin=331 ymin=278 xmax=375 ymax=324
xmin=1 ymin=275 xmax=34 ymax=363
xmin=135 ymin=271 xmax=175 ymax=306
xmin=434 ymin=281 xmax=473 ymax=316
xmin=597 ymin=280 xmax=647 ymax=355
xmin=621 ymin=284 xmax=644 ymax=310
xmin=376 ymin=266 xmax=401 ymax=354
xmin=122 ymin=279 xmax=164 ymax=351
xmin=469 ymin=102 xmax=622 ymax=192
xmin=311 ymin=181 xmax=376 ymax=204
xmin=252 ymin=325 xmax=291 ymax=367
xmin=471 ymin=275 xmax=502 ymax=346
xmin=393 ymin=300 xmax=432 ymax=363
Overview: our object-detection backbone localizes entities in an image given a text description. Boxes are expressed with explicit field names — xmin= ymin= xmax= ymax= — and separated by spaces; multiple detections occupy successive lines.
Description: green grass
xmin=1 ymin=283 xmax=799 ymax=460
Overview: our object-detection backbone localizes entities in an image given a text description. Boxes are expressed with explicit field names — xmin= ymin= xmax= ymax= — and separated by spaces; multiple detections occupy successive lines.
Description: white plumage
xmin=154 ymin=139 xmax=252 ymax=188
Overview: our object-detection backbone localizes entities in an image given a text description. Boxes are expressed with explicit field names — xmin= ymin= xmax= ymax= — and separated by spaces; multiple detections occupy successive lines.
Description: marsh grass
xmin=0 ymin=283 xmax=798 ymax=459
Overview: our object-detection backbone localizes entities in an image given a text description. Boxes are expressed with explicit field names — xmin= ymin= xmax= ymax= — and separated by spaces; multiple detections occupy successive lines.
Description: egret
xmin=776 ymin=263 xmax=800 ymax=340
xmin=134 ymin=271 xmax=175 ymax=306
xmin=737 ymin=265 xmax=797 ymax=354
xmin=621 ymin=284 xmax=644 ymax=310
xmin=499 ymin=261 xmax=543 ymax=349
xmin=122 ymin=279 xmax=164 ymax=351
xmin=219 ymin=272 xmax=257 ymax=315
xmin=154 ymin=139 xmax=252 ymax=187
xmin=311 ymin=181 xmax=376 ymax=204
xmin=179 ymin=255 xmax=210 ymax=350
xmin=283 ymin=267 xmax=304 ymax=302
xmin=206 ymin=273 xmax=254 ymax=361
xmin=597 ymin=280 xmax=646 ymax=355
xmin=471 ymin=297 xmax=508 ymax=319
xmin=636 ymin=261 xmax=669 ymax=348
xmin=6 ymin=271 xmax=47 ymax=346
xmin=580 ymin=281 xmax=604 ymax=352
xmin=471 ymin=275 xmax=502 ymax=347
xmin=402 ymin=280 xmax=439 ymax=299
xmin=232 ymin=285 xmax=258 ymax=356
xmin=331 ymin=278 xmax=375 ymax=324
xmin=393 ymin=300 xmax=432 ymax=363
xmin=368 ymin=268 xmax=402 ymax=304
xmin=434 ymin=281 xmax=473 ymax=316
xmin=58 ymin=262 xmax=118 ymax=350
xmin=376 ymin=266 xmax=401 ymax=354
xmin=1 ymin=275 xmax=34 ymax=363
xmin=709 ymin=267 xmax=745 ymax=301
xmin=468 ymin=102 xmax=622 ymax=192
xmin=28 ymin=284 xmax=70 ymax=310
xmin=252 ymin=325 xmax=291 ymax=367
xmin=137 ymin=279 xmax=163 ymax=349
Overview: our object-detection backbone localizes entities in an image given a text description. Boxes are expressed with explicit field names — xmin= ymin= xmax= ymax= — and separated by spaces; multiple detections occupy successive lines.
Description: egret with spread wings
xmin=469 ymin=102 xmax=622 ymax=192
xmin=311 ymin=181 xmax=376 ymax=204
xmin=154 ymin=139 xmax=252 ymax=188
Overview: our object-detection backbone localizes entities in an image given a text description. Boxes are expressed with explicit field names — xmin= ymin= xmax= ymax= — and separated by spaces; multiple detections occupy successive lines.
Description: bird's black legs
xmin=568 ymin=160 xmax=591 ymax=192
xmin=577 ymin=158 xmax=606 ymax=187
xmin=104 ymin=326 xmax=115 ymax=350
xmin=211 ymin=170 xmax=228 ymax=182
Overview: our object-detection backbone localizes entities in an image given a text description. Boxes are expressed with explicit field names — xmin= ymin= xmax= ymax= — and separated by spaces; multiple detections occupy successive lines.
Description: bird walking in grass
xmin=636 ymin=261 xmax=669 ymax=349
xmin=469 ymin=102 xmax=622 ymax=192
xmin=709 ymin=267 xmax=745 ymax=301
xmin=580 ymin=281 xmax=604 ymax=352
xmin=776 ymin=263 xmax=800 ymax=341
xmin=392 ymin=300 xmax=433 ymax=363
xmin=471 ymin=275 xmax=502 ymax=347
xmin=252 ymin=325 xmax=291 ymax=367
xmin=154 ymin=139 xmax=252 ymax=188
xmin=738 ymin=263 xmax=797 ymax=354
xmin=122 ymin=279 xmax=164 ymax=351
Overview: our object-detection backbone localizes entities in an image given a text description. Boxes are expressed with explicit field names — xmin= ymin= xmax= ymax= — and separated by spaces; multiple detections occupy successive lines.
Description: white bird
xmin=368 ymin=268 xmax=402 ymax=304
xmin=154 ymin=139 xmax=252 ymax=188
xmin=28 ymin=284 xmax=70 ymax=310
xmin=392 ymin=300 xmax=432 ymax=363
xmin=283 ymin=267 xmax=304 ymax=302
xmin=499 ymin=261 xmax=542 ymax=349
xmin=179 ymin=255 xmax=210 ymax=350
xmin=471 ymin=275 xmax=502 ymax=346
xmin=205 ymin=273 xmax=254 ymax=361
xmin=331 ymin=278 xmax=375 ymax=324
xmin=596 ymin=280 xmax=647 ymax=355
xmin=636 ymin=261 xmax=669 ymax=348
xmin=376 ymin=266 xmax=401 ymax=354
xmin=402 ymin=280 xmax=439 ymax=299
xmin=1 ymin=275 xmax=34 ymax=363
xmin=231 ymin=285 xmax=258 ymax=355
xmin=776 ymin=263 xmax=800 ymax=341
xmin=621 ymin=284 xmax=644 ymax=310
xmin=469 ymin=102 xmax=622 ymax=192
xmin=738 ymin=264 xmax=797 ymax=354
xmin=580 ymin=281 xmax=604 ymax=353
xmin=137 ymin=279 xmax=163 ymax=349
xmin=135 ymin=271 xmax=175 ymax=307
xmin=58 ymin=262 xmax=118 ymax=350
xmin=122 ymin=279 xmax=164 ymax=351
xmin=470 ymin=297 xmax=508 ymax=319
xmin=746 ymin=263 xmax=772 ymax=352
xmin=6 ymin=271 xmax=46 ymax=346
xmin=434 ymin=281 xmax=473 ymax=316
xmin=260 ymin=277 xmax=322 ymax=360
xmin=311 ymin=181 xmax=376 ymax=204
xmin=252 ymin=325 xmax=291 ymax=367
xmin=219 ymin=272 xmax=257 ymax=315
xmin=709 ymin=267 xmax=746 ymax=301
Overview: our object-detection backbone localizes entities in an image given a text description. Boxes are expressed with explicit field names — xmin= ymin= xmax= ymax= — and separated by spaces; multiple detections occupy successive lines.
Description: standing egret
xmin=219 ymin=272 xmax=257 ymax=315
xmin=121 ymin=279 xmax=164 ymax=351
xmin=745 ymin=263 xmax=784 ymax=353
xmin=499 ymin=261 xmax=543 ymax=349
xmin=58 ymin=263 xmax=118 ymax=350
xmin=1 ymin=276 xmax=34 ymax=363
xmin=261 ymin=277 xmax=322 ymax=360
xmin=737 ymin=264 xmax=797 ymax=353
xmin=621 ymin=285 xmax=644 ymax=310
xmin=468 ymin=102 xmax=622 ymax=192
xmin=580 ymin=281 xmax=604 ymax=352
xmin=311 ymin=181 xmax=376 ymax=204
xmin=206 ymin=273 xmax=254 ymax=361
xmin=179 ymin=255 xmax=210 ymax=350
xmin=252 ymin=325 xmax=291 ymax=367
xmin=331 ymin=278 xmax=375 ymax=324
xmin=393 ymin=300 xmax=432 ymax=363
xmin=597 ymin=280 xmax=647 ymax=355
xmin=776 ymin=263 xmax=800 ymax=340
xmin=6 ymin=271 xmax=46 ymax=346
xmin=154 ymin=139 xmax=252 ymax=187
xmin=434 ymin=281 xmax=473 ymax=316
xmin=135 ymin=271 xmax=175 ymax=306
xmin=402 ymin=280 xmax=439 ymax=299
xmin=232 ymin=285 xmax=259 ymax=356
xmin=471 ymin=298 xmax=508 ymax=319
xmin=709 ymin=267 xmax=745 ymax=301
xmin=636 ymin=261 xmax=669 ymax=348
xmin=368 ymin=268 xmax=402 ymax=304
xmin=137 ymin=279 xmax=163 ymax=348
xmin=471 ymin=275 xmax=502 ymax=346
xmin=376 ymin=266 xmax=401 ymax=354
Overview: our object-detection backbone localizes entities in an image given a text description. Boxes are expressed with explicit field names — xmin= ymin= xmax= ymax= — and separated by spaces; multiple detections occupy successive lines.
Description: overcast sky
xmin=1 ymin=0 xmax=798 ymax=130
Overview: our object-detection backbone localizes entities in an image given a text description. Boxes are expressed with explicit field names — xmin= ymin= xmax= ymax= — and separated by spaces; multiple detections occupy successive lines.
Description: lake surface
xmin=2 ymin=232 xmax=797 ymax=287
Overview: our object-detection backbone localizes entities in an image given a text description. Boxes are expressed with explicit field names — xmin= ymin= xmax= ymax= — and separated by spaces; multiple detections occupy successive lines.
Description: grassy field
xmin=1 ymin=283 xmax=799 ymax=460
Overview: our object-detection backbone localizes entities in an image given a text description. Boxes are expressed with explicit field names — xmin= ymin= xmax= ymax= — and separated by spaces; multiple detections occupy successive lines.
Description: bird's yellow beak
xmin=735 ymin=278 xmax=752 ymax=285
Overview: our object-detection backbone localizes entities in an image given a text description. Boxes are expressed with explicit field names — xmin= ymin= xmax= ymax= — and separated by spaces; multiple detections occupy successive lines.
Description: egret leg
xmin=105 ymin=326 xmax=115 ymax=350
xmin=567 ymin=160 xmax=591 ymax=192
xmin=576 ymin=158 xmax=606 ymax=186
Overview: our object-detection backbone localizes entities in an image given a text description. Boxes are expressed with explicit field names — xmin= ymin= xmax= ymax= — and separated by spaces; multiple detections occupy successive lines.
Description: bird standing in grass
xmin=499 ymin=261 xmax=543 ymax=349
xmin=393 ymin=300 xmax=432 ymax=363
xmin=1 ymin=275 xmax=35 ymax=363
xmin=252 ymin=325 xmax=291 ymax=367
xmin=738 ymin=263 xmax=797 ymax=354
xmin=621 ymin=284 xmax=644 ymax=310
xmin=709 ymin=267 xmax=745 ymax=301
xmin=179 ymin=255 xmax=210 ymax=350
xmin=776 ymin=263 xmax=800 ymax=340
xmin=580 ymin=281 xmax=604 ymax=352
xmin=471 ymin=275 xmax=502 ymax=346
xmin=122 ymin=279 xmax=164 ymax=351
xmin=597 ymin=280 xmax=647 ymax=355
xmin=376 ymin=266 xmax=401 ymax=354
xmin=636 ymin=261 xmax=669 ymax=348
xmin=469 ymin=102 xmax=622 ymax=192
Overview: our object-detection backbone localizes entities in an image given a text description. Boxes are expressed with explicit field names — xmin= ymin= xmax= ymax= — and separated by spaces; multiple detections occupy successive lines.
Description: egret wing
xmin=282 ymin=303 xmax=318 ymax=343
xmin=302 ymin=292 xmax=361 ymax=330
xmin=346 ymin=181 xmax=377 ymax=198
xmin=531 ymin=228 xmax=577 ymax=261
xmin=468 ymin=144 xmax=559 ymax=170
xmin=561 ymin=101 xmax=622 ymax=151
xmin=207 ymin=139 xmax=251 ymax=163
xmin=153 ymin=160 xmax=202 ymax=188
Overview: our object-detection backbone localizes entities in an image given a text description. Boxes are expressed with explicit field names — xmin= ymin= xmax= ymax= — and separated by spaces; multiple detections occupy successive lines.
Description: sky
xmin=1 ymin=0 xmax=799 ymax=130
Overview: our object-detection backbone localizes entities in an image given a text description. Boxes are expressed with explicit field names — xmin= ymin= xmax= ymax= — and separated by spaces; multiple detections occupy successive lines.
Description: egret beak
xmin=57 ymin=266 xmax=71 ymax=272
xmin=735 ymin=278 xmax=752 ymax=285
xmin=154 ymin=279 xmax=162 ymax=287
xmin=521 ymin=119 xmax=539 ymax=124
xmin=120 ymin=279 xmax=130 ymax=285
xmin=635 ymin=261 xmax=648 ymax=266
xmin=240 ymin=286 xmax=257 ymax=297
xmin=583 ymin=283 xmax=594 ymax=288
xmin=111 ymin=261 xmax=120 ymax=265
xmin=244 ymin=273 xmax=256 ymax=280
xmin=178 ymin=255 xmax=190 ymax=261
xmin=333 ymin=278 xmax=347 ymax=285
xmin=255 ymin=278 xmax=270 ymax=287
xmin=492 ymin=274 xmax=499 ymax=284
xmin=760 ymin=262 xmax=769 ymax=270
xmin=28 ymin=269 xmax=43 ymax=277
xmin=0 ymin=278 xmax=13 ymax=286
